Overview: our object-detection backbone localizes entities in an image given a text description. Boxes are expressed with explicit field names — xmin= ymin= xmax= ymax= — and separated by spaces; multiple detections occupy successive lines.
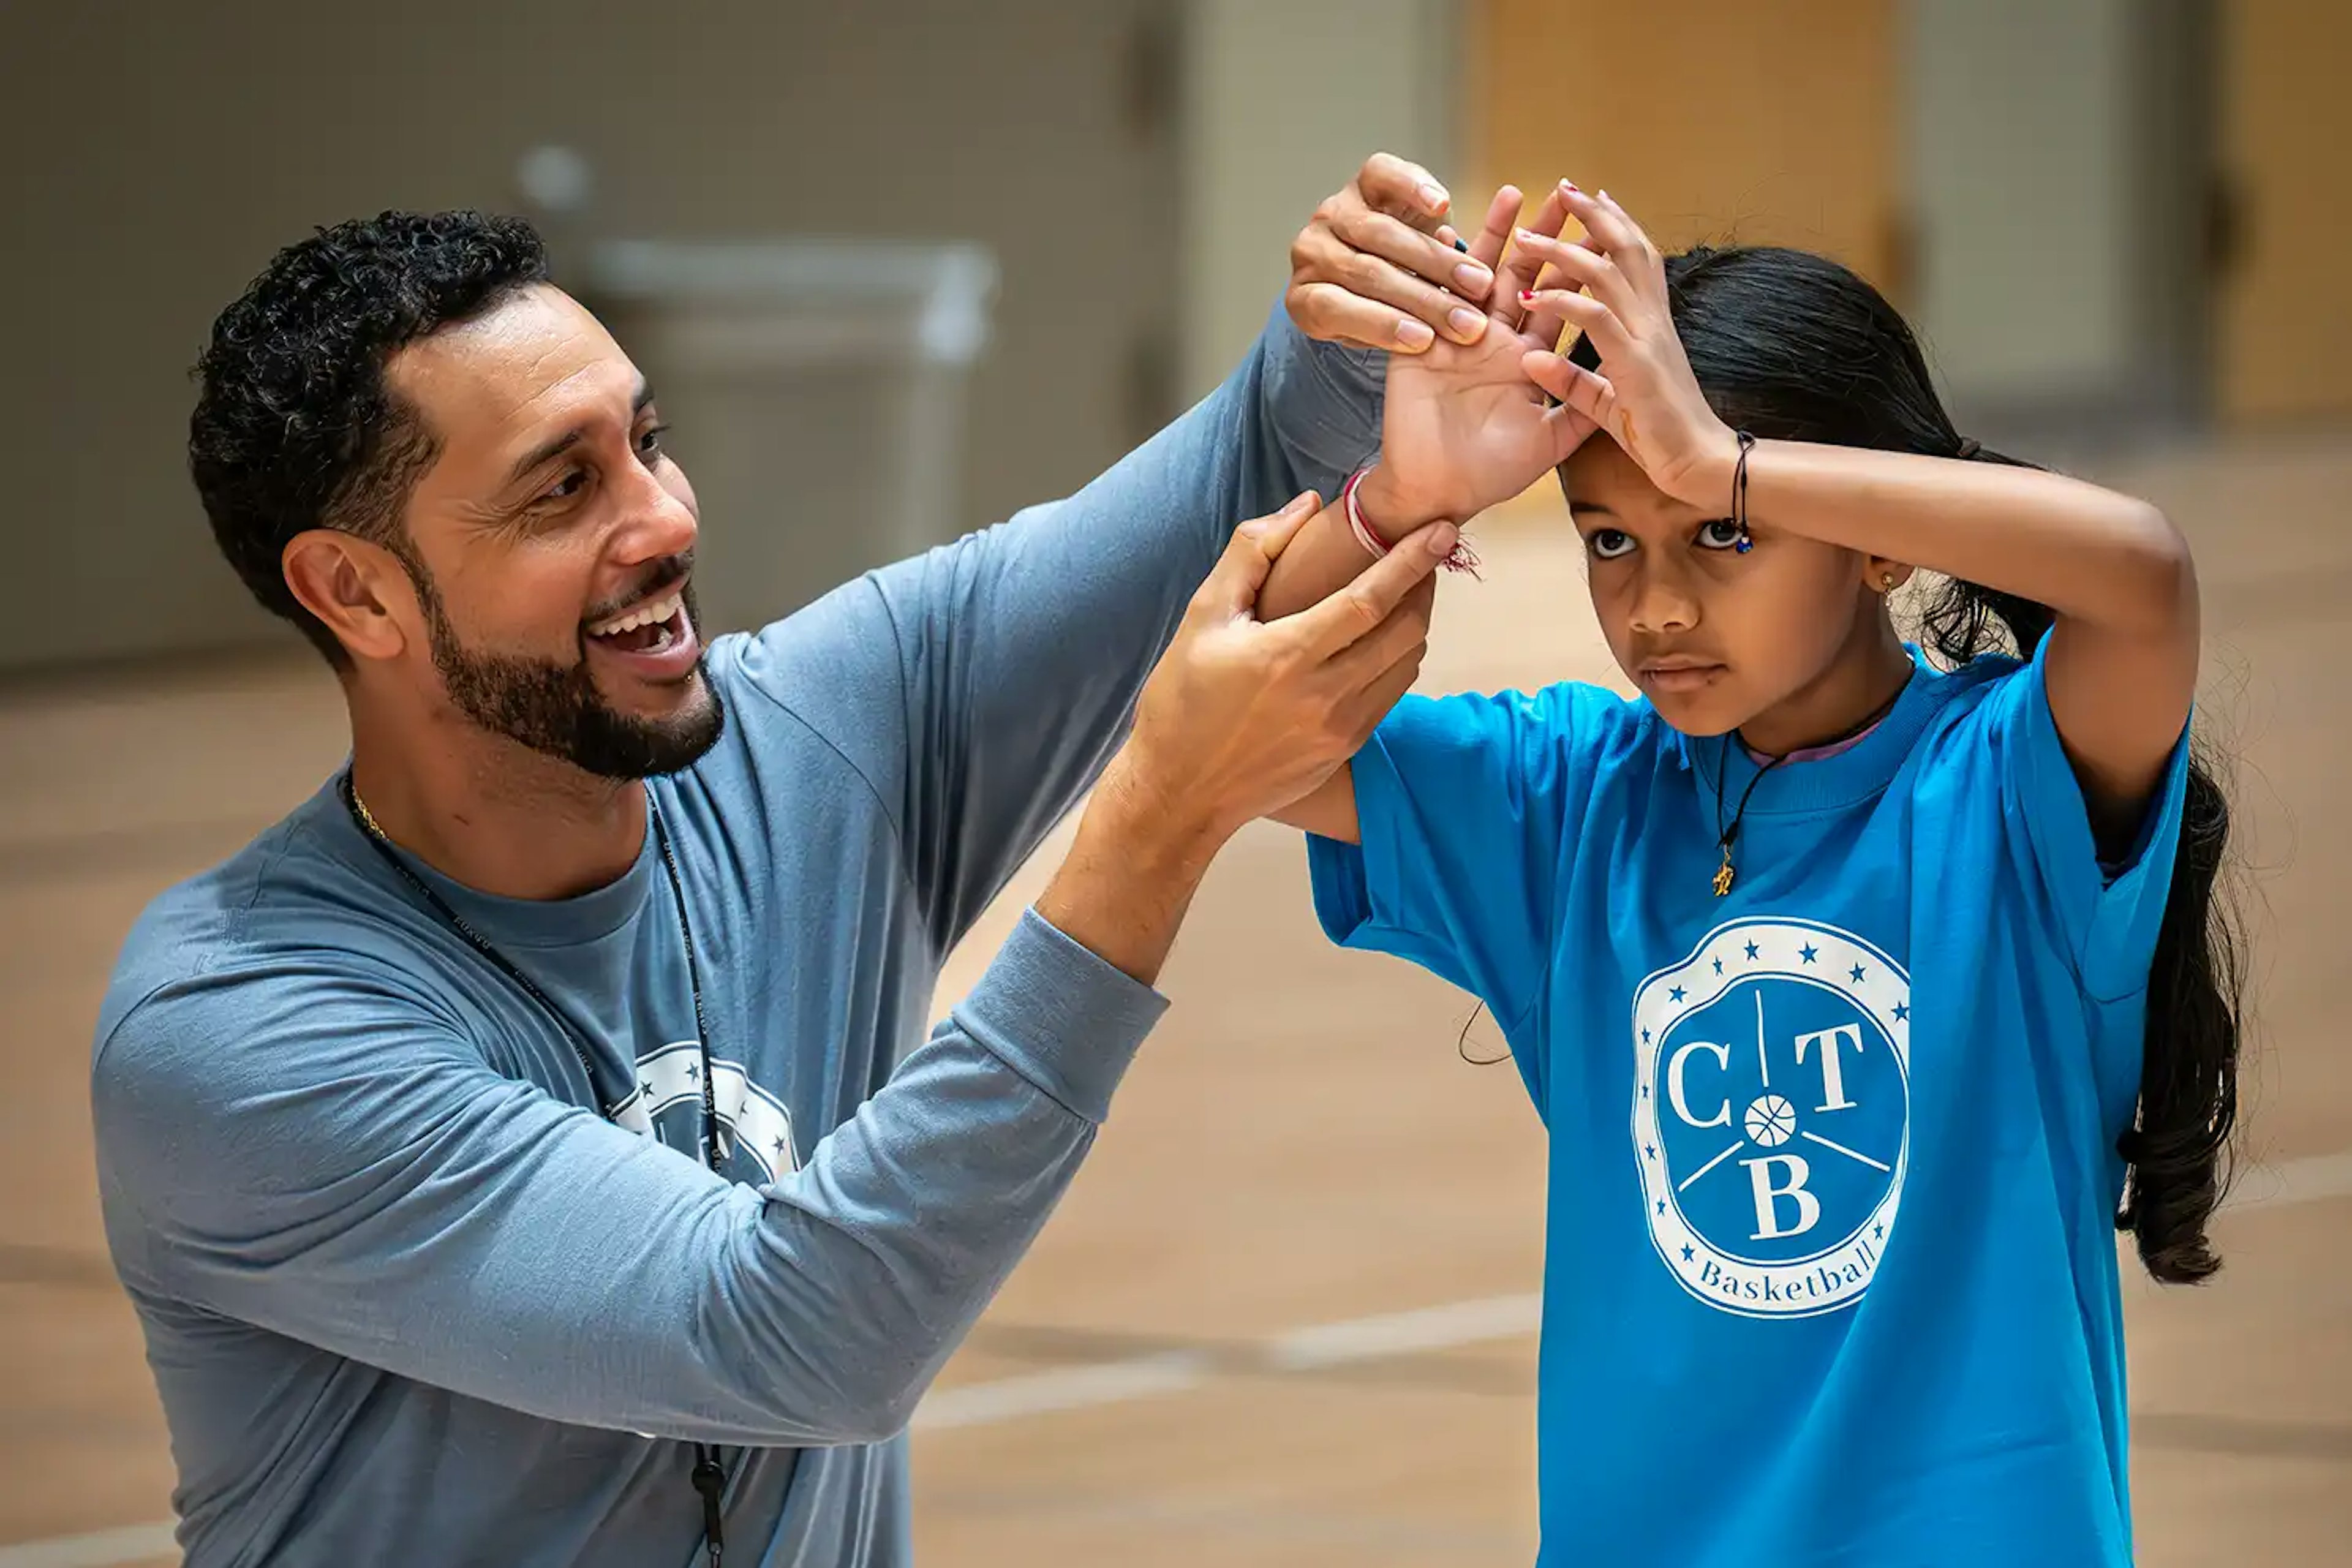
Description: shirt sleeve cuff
xmin=950 ymin=907 xmax=1171 ymax=1125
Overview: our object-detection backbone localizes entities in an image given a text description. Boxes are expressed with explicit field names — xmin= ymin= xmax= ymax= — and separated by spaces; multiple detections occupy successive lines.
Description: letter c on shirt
xmin=1667 ymin=1038 xmax=1732 ymax=1129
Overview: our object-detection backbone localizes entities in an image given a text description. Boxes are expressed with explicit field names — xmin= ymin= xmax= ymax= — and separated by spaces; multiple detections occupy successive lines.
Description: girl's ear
xmin=1865 ymin=557 xmax=1915 ymax=595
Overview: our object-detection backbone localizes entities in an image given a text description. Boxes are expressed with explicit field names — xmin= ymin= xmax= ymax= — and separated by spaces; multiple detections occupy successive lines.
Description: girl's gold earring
xmin=1881 ymin=573 xmax=1898 ymax=590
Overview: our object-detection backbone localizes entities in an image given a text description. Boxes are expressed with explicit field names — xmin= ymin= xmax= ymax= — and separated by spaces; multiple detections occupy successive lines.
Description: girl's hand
xmin=1515 ymin=187 xmax=1741 ymax=513
xmin=1359 ymin=181 xmax=1614 ymax=530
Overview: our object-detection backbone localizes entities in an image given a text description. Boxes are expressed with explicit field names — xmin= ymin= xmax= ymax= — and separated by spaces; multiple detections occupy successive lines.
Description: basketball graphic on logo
xmin=1744 ymin=1093 xmax=1798 ymax=1147
xmin=1630 ymin=918 xmax=1910 ymax=1319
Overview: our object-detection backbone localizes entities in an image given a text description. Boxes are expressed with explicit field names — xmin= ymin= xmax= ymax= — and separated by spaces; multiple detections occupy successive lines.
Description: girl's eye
xmin=1588 ymin=529 xmax=1636 ymax=560
xmin=1697 ymin=519 xmax=1746 ymax=551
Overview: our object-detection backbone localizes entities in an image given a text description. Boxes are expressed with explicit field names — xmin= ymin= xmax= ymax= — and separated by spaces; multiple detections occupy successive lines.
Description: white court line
xmin=9 ymin=1148 xmax=2348 ymax=1568
xmin=911 ymin=1351 xmax=1212 ymax=1431
xmin=2225 ymin=1149 xmax=2352 ymax=1212
xmin=0 ymin=1523 xmax=177 ymax=1568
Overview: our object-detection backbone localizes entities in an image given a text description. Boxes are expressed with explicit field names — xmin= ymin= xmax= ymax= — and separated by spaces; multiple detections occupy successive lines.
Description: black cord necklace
xmin=339 ymin=771 xmax=733 ymax=1567
xmin=1711 ymin=744 xmax=1786 ymax=897
xmin=1710 ymin=676 xmax=1910 ymax=897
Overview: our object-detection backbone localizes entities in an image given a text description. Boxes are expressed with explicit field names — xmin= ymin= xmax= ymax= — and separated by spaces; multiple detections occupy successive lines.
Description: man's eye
xmin=543 ymin=469 xmax=588 ymax=502
xmin=1697 ymin=519 xmax=1745 ymax=551
xmin=638 ymin=423 xmax=670 ymax=461
xmin=1588 ymin=530 xmax=1636 ymax=560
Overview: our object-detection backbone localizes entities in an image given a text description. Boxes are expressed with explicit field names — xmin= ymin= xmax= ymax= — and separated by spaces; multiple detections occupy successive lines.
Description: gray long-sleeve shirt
xmin=91 ymin=304 xmax=1381 ymax=1567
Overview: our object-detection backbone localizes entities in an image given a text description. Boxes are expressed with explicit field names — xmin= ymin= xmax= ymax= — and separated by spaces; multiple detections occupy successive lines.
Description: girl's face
xmin=1560 ymin=437 xmax=1891 ymax=741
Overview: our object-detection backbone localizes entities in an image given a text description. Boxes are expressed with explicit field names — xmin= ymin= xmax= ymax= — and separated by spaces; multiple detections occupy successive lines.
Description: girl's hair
xmin=1570 ymin=244 xmax=2244 ymax=1284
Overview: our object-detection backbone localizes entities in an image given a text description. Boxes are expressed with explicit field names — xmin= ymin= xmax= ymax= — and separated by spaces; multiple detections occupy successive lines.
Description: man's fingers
xmin=1355 ymin=152 xmax=1453 ymax=224
xmin=1319 ymin=578 xmax=1434 ymax=695
xmin=1284 ymin=521 xmax=1455 ymax=660
xmin=1203 ymin=491 xmax=1322 ymax=613
xmin=1315 ymin=210 xmax=1492 ymax=342
xmin=1332 ymin=639 xmax=1430 ymax=745
xmin=1332 ymin=203 xmax=1499 ymax=306
xmin=1288 ymin=279 xmax=1438 ymax=353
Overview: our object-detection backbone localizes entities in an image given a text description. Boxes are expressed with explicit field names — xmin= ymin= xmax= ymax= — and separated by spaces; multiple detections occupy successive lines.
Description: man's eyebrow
xmin=501 ymin=380 xmax=657 ymax=488
xmin=505 ymin=430 xmax=582 ymax=489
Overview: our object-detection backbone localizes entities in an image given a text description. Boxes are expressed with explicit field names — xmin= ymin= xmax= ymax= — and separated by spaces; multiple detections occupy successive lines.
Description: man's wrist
xmin=1085 ymin=753 xmax=1230 ymax=883
xmin=1033 ymin=753 xmax=1228 ymax=989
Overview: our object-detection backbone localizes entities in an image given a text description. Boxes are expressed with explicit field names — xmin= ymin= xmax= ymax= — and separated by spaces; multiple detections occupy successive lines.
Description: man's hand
xmin=1287 ymin=153 xmax=1501 ymax=353
xmin=1117 ymin=491 xmax=1450 ymax=847
xmin=1036 ymin=492 xmax=1452 ymax=985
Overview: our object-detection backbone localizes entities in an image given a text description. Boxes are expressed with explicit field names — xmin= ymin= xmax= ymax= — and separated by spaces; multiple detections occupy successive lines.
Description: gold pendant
xmin=1713 ymin=847 xmax=1736 ymax=898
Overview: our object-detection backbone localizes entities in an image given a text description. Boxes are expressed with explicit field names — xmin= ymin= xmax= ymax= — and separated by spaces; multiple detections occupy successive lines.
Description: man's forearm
xmin=1033 ymin=755 xmax=1226 ymax=988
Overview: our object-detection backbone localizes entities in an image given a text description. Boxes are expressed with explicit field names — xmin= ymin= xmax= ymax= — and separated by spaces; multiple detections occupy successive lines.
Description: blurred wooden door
xmin=1466 ymin=0 xmax=1900 ymax=293
xmin=2217 ymin=0 xmax=2352 ymax=422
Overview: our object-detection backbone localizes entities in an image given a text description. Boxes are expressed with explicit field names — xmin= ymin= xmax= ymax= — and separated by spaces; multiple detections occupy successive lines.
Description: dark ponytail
xmin=1570 ymin=245 xmax=2245 ymax=1283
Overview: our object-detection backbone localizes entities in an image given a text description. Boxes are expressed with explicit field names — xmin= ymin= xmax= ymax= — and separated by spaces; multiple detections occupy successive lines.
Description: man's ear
xmin=283 ymin=530 xmax=414 ymax=663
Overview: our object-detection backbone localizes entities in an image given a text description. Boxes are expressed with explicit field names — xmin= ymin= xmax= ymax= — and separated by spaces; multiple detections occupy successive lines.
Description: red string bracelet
xmin=1341 ymin=464 xmax=1481 ymax=575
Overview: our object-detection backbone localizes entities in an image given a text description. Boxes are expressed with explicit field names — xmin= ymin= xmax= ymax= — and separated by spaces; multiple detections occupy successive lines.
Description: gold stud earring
xmin=1880 ymin=572 xmax=1898 ymax=590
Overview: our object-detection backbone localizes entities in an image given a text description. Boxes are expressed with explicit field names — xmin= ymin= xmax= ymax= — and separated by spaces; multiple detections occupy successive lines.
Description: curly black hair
xmin=189 ymin=210 xmax=549 ymax=663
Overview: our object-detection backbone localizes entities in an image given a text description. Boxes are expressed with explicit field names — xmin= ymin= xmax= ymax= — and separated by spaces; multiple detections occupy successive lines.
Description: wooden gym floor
xmin=1 ymin=433 xmax=2346 ymax=1566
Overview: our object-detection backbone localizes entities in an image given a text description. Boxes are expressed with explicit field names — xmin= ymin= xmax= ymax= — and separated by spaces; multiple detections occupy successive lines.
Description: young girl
xmin=1261 ymin=184 xmax=2242 ymax=1566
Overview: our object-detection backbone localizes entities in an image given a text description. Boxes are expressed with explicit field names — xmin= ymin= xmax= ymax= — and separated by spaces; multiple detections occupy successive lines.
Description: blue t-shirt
xmin=1308 ymin=641 xmax=2190 ymax=1567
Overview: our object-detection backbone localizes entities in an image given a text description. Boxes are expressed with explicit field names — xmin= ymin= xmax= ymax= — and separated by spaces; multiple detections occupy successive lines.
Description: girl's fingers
xmin=1519 ymin=288 xmax=1636 ymax=359
xmin=1491 ymin=179 xmax=1578 ymax=328
xmin=1510 ymin=230 xmax=1641 ymax=322
xmin=1465 ymin=185 xmax=1525 ymax=276
xmin=1525 ymin=350 xmax=1615 ymax=422
xmin=1564 ymin=186 xmax=1667 ymax=290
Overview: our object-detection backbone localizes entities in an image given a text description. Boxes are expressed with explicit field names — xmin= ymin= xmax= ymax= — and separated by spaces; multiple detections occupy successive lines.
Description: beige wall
xmin=1178 ymin=0 xmax=1460 ymax=403
xmin=2218 ymin=0 xmax=2352 ymax=423
xmin=0 ymin=1 xmax=1180 ymax=672
xmin=1467 ymin=0 xmax=1898 ymax=290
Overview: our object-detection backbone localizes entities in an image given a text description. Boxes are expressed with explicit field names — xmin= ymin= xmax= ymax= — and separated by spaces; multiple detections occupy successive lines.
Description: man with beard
xmin=91 ymin=154 xmax=1563 ymax=1566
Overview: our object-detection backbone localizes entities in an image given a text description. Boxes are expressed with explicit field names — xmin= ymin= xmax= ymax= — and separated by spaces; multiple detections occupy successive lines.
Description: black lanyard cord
xmin=340 ymin=771 xmax=730 ymax=1566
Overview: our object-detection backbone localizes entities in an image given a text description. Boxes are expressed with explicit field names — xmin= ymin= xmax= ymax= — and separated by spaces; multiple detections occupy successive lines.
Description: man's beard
xmin=409 ymin=562 xmax=726 ymax=780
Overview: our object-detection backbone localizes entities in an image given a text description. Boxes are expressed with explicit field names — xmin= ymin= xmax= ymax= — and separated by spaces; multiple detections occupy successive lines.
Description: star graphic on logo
xmin=773 ymin=1136 xmax=790 ymax=1159
xmin=1668 ymin=986 xmax=1686 ymax=1003
xmin=1656 ymin=1199 xmax=1666 ymax=1215
xmin=685 ymin=1062 xmax=701 ymax=1084
xmin=1641 ymin=1084 xmax=1649 ymax=1099
xmin=1713 ymin=958 xmax=1725 ymax=975
xmin=1849 ymin=963 xmax=1867 ymax=984
xmin=1744 ymin=941 xmax=1760 ymax=960
xmin=1893 ymin=1002 xmax=1909 ymax=1022
xmin=1800 ymin=944 xmax=1820 ymax=965
xmin=641 ymin=1080 xmax=657 ymax=1102
xmin=1645 ymin=1144 xmax=1657 ymax=1161
xmin=1681 ymin=1244 xmax=1695 ymax=1262
xmin=1874 ymin=1223 xmax=1885 ymax=1240
xmin=1642 ymin=1027 xmax=1652 ymax=1044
